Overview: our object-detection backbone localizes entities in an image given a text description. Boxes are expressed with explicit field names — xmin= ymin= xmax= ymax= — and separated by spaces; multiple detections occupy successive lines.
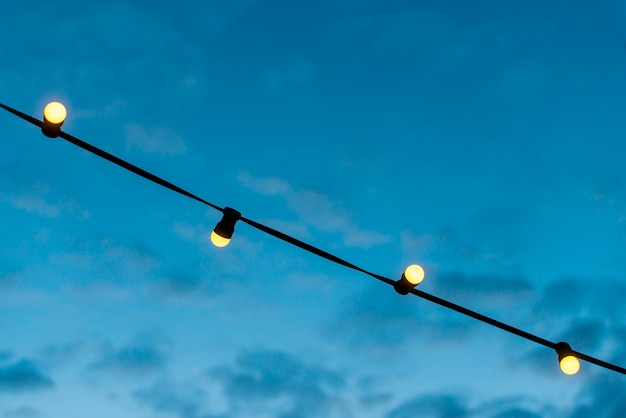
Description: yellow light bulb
xmin=210 ymin=231 xmax=231 ymax=248
xmin=404 ymin=264 xmax=425 ymax=285
xmin=43 ymin=102 xmax=67 ymax=124
xmin=559 ymin=355 xmax=580 ymax=375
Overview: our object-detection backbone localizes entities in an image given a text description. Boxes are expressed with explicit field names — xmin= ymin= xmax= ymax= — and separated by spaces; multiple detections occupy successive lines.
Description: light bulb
xmin=210 ymin=231 xmax=231 ymax=248
xmin=210 ymin=207 xmax=241 ymax=248
xmin=43 ymin=102 xmax=67 ymax=124
xmin=559 ymin=355 xmax=580 ymax=375
xmin=403 ymin=264 xmax=425 ymax=285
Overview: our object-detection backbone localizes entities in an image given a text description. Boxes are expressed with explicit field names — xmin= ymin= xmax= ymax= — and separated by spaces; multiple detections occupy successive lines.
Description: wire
xmin=58 ymin=130 xmax=223 ymax=212
xmin=2 ymin=102 xmax=625 ymax=376
xmin=0 ymin=103 xmax=223 ymax=212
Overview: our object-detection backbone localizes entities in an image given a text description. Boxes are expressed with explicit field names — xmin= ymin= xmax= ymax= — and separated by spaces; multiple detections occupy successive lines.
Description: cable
xmin=2 ymin=102 xmax=625 ymax=376
xmin=58 ymin=130 xmax=223 ymax=212
xmin=0 ymin=103 xmax=223 ymax=213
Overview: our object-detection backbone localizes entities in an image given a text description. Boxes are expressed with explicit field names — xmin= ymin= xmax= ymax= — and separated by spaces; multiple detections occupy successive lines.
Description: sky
xmin=1 ymin=0 xmax=626 ymax=416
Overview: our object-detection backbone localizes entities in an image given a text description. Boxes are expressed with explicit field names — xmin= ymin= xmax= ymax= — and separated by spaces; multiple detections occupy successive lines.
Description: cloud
xmin=125 ymin=123 xmax=188 ymax=155
xmin=327 ymin=278 xmax=496 ymax=351
xmin=327 ymin=284 xmax=423 ymax=348
xmin=2 ymin=183 xmax=62 ymax=218
xmin=532 ymin=277 xmax=626 ymax=322
xmin=1 ymin=407 xmax=42 ymax=418
xmin=153 ymin=274 xmax=204 ymax=298
xmin=0 ymin=359 xmax=53 ymax=393
xmin=133 ymin=379 xmax=207 ymax=418
xmin=89 ymin=344 xmax=164 ymax=377
xmin=238 ymin=171 xmax=391 ymax=248
xmin=387 ymin=393 xmax=552 ymax=418
xmin=0 ymin=181 xmax=83 ymax=219
xmin=386 ymin=394 xmax=468 ymax=418
xmin=210 ymin=349 xmax=347 ymax=418
xmin=557 ymin=320 xmax=607 ymax=353
xmin=0 ymin=165 xmax=89 ymax=219
xmin=502 ymin=276 xmax=626 ymax=378
xmin=49 ymin=239 xmax=160 ymax=289
xmin=429 ymin=272 xmax=534 ymax=309
xmin=237 ymin=171 xmax=293 ymax=196
xmin=568 ymin=373 xmax=626 ymax=418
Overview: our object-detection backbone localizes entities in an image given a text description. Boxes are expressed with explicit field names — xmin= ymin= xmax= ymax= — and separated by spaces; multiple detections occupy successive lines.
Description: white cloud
xmin=238 ymin=171 xmax=391 ymax=248
xmin=237 ymin=171 xmax=290 ymax=196
xmin=125 ymin=124 xmax=187 ymax=155
xmin=0 ymin=181 xmax=86 ymax=219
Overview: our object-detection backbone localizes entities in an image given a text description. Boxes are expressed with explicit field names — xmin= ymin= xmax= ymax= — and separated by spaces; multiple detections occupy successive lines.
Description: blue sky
xmin=1 ymin=0 xmax=626 ymax=416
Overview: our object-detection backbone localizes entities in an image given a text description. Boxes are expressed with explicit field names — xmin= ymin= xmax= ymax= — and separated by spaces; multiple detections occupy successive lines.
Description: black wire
xmin=0 ymin=103 xmax=222 ymax=212
xmin=57 ymin=130 xmax=223 ymax=212
xmin=2 ymin=102 xmax=625 ymax=376
xmin=240 ymin=216 xmax=396 ymax=286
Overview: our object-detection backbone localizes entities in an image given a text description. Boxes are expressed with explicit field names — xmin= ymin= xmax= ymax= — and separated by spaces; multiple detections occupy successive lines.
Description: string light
xmin=394 ymin=264 xmax=425 ymax=295
xmin=1 ymin=101 xmax=625 ymax=377
xmin=211 ymin=207 xmax=241 ymax=247
xmin=556 ymin=342 xmax=581 ymax=375
xmin=42 ymin=101 xmax=66 ymax=138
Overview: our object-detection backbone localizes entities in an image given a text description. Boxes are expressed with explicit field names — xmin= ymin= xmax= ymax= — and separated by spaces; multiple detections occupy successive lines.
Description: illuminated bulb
xmin=404 ymin=264 xmax=425 ymax=285
xmin=210 ymin=231 xmax=231 ymax=248
xmin=41 ymin=101 xmax=67 ymax=138
xmin=43 ymin=102 xmax=67 ymax=124
xmin=559 ymin=355 xmax=580 ymax=375
xmin=394 ymin=263 xmax=426 ymax=295
xmin=210 ymin=207 xmax=241 ymax=248
xmin=555 ymin=342 xmax=580 ymax=376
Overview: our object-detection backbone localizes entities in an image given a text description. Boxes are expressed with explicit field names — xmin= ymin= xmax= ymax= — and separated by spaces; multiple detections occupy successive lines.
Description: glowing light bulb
xmin=43 ymin=102 xmax=67 ymax=124
xmin=210 ymin=207 xmax=241 ymax=248
xmin=210 ymin=231 xmax=231 ymax=248
xmin=559 ymin=355 xmax=580 ymax=375
xmin=394 ymin=263 xmax=425 ymax=295
xmin=404 ymin=264 xmax=425 ymax=285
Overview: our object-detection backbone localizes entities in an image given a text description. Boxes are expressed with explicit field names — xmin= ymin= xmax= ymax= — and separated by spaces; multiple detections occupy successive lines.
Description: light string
xmin=1 ymin=101 xmax=624 ymax=376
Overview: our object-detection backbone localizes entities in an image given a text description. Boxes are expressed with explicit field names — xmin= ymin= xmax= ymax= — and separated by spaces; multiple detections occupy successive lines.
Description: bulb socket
xmin=213 ymin=207 xmax=241 ymax=239
xmin=394 ymin=277 xmax=413 ymax=295
xmin=555 ymin=342 xmax=573 ymax=361
xmin=41 ymin=116 xmax=63 ymax=138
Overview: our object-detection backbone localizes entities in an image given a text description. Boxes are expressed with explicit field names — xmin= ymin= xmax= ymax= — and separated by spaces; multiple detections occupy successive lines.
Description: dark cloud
xmin=490 ymin=407 xmax=542 ymax=418
xmin=152 ymin=274 xmax=205 ymax=298
xmin=2 ymin=407 xmax=42 ymax=418
xmin=133 ymin=380 xmax=207 ymax=418
xmin=210 ymin=349 xmax=347 ymax=418
xmin=532 ymin=278 xmax=586 ymax=318
xmin=328 ymin=284 xmax=422 ymax=347
xmin=533 ymin=278 xmax=626 ymax=320
xmin=327 ymin=283 xmax=480 ymax=349
xmin=386 ymin=394 xmax=468 ymax=418
xmin=558 ymin=320 xmax=606 ymax=353
xmin=569 ymin=373 xmax=626 ymax=418
xmin=89 ymin=344 xmax=164 ymax=377
xmin=327 ymin=270 xmax=537 ymax=351
xmin=387 ymin=393 xmax=549 ymax=418
xmin=0 ymin=359 xmax=53 ymax=393
xmin=0 ymin=351 xmax=12 ymax=363
xmin=512 ymin=319 xmax=618 ymax=380
xmin=474 ymin=396 xmax=549 ymax=418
